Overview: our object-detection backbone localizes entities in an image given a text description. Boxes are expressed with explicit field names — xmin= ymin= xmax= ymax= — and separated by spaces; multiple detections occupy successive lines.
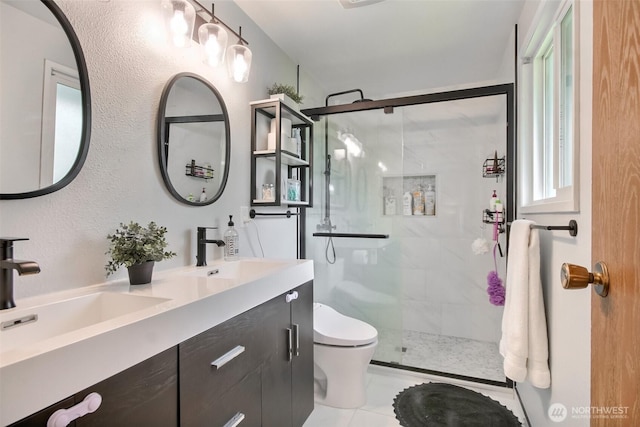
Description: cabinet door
xmin=260 ymin=293 xmax=294 ymax=427
xmin=291 ymin=281 xmax=314 ymax=427
xmin=261 ymin=281 xmax=314 ymax=427
xmin=74 ymin=346 xmax=178 ymax=427
xmin=8 ymin=397 xmax=76 ymax=427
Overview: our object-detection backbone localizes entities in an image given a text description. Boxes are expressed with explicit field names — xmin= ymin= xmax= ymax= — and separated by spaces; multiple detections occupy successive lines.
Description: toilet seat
xmin=313 ymin=303 xmax=378 ymax=347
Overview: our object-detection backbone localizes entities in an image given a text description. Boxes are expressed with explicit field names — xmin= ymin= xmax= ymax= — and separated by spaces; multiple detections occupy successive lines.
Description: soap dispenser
xmin=224 ymin=215 xmax=239 ymax=261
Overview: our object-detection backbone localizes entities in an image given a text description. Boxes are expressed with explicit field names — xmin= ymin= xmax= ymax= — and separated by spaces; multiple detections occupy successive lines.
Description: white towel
xmin=499 ymin=220 xmax=551 ymax=388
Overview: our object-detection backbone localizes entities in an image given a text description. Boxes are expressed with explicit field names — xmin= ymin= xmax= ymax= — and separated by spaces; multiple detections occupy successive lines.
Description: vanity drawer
xmin=179 ymin=297 xmax=280 ymax=419
xmin=182 ymin=367 xmax=262 ymax=427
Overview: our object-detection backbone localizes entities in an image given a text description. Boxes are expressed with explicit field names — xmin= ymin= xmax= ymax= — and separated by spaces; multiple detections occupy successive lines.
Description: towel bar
xmin=508 ymin=220 xmax=578 ymax=237
xmin=249 ymin=209 xmax=298 ymax=218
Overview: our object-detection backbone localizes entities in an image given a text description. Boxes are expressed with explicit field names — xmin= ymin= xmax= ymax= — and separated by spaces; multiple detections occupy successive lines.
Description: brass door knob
xmin=560 ymin=262 xmax=610 ymax=297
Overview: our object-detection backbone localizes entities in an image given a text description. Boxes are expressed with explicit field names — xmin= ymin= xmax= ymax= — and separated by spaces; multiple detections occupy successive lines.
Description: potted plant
xmin=105 ymin=221 xmax=176 ymax=285
xmin=267 ymin=83 xmax=304 ymax=109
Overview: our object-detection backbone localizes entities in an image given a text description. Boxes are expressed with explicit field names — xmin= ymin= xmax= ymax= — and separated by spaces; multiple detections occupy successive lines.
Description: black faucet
xmin=196 ymin=227 xmax=225 ymax=267
xmin=1 ymin=238 xmax=41 ymax=310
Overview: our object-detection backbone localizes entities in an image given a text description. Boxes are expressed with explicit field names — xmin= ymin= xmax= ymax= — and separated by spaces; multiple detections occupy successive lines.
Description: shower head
xmin=325 ymin=89 xmax=371 ymax=106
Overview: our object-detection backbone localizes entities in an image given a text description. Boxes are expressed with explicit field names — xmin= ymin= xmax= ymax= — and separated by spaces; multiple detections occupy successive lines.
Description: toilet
xmin=313 ymin=303 xmax=378 ymax=409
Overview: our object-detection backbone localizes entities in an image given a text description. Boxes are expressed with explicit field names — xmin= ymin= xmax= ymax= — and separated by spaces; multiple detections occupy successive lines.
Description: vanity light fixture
xmin=161 ymin=0 xmax=196 ymax=48
xmin=171 ymin=1 xmax=252 ymax=82
xmin=226 ymin=27 xmax=252 ymax=83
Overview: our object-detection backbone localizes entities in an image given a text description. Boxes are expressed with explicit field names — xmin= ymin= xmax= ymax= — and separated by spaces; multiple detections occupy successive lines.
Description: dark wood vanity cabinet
xmin=7 ymin=397 xmax=77 ymax=427
xmin=9 ymin=347 xmax=178 ymax=427
xmin=74 ymin=346 xmax=178 ymax=426
xmin=180 ymin=281 xmax=314 ymax=427
xmin=10 ymin=282 xmax=313 ymax=427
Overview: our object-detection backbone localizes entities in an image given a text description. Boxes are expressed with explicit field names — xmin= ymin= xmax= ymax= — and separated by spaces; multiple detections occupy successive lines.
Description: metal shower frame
xmin=299 ymin=83 xmax=516 ymax=262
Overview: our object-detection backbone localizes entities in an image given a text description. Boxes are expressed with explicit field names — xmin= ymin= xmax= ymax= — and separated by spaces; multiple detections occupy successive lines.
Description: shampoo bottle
xmin=489 ymin=190 xmax=498 ymax=211
xmin=200 ymin=188 xmax=207 ymax=202
xmin=425 ymin=184 xmax=436 ymax=216
xmin=224 ymin=215 xmax=239 ymax=261
xmin=403 ymin=192 xmax=413 ymax=215
xmin=412 ymin=186 xmax=425 ymax=215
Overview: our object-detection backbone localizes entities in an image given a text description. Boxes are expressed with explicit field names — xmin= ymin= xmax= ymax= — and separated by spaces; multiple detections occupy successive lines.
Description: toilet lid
xmin=313 ymin=303 xmax=378 ymax=346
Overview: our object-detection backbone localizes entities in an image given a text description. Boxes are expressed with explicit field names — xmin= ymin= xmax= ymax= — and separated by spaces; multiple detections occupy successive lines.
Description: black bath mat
xmin=393 ymin=382 xmax=522 ymax=427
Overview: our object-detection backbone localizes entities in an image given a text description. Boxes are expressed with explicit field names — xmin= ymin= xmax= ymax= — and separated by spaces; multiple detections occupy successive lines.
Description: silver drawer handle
xmin=286 ymin=328 xmax=293 ymax=361
xmin=211 ymin=345 xmax=245 ymax=369
xmin=223 ymin=412 xmax=245 ymax=427
xmin=293 ymin=323 xmax=300 ymax=357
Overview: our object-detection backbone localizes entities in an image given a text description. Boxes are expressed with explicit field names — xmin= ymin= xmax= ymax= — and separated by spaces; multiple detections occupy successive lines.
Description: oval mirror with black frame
xmin=157 ymin=73 xmax=230 ymax=206
xmin=0 ymin=0 xmax=91 ymax=200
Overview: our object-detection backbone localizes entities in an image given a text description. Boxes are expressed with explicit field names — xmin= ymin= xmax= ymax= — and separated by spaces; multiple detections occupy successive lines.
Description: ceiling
xmin=234 ymin=0 xmax=525 ymax=104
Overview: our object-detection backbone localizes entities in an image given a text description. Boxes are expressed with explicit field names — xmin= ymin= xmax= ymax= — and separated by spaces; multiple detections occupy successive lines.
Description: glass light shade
xmin=198 ymin=23 xmax=228 ymax=67
xmin=161 ymin=0 xmax=196 ymax=48
xmin=226 ymin=44 xmax=252 ymax=83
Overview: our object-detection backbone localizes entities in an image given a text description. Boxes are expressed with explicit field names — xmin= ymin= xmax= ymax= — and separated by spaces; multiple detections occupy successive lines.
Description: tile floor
xmin=374 ymin=329 xmax=505 ymax=382
xmin=303 ymin=365 xmax=527 ymax=427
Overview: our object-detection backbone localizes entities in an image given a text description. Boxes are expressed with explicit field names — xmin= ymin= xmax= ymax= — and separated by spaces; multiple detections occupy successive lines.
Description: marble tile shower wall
xmin=393 ymin=115 xmax=506 ymax=344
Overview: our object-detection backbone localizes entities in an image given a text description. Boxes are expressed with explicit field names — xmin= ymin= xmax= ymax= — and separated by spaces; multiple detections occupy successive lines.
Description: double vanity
xmin=0 ymin=258 xmax=314 ymax=426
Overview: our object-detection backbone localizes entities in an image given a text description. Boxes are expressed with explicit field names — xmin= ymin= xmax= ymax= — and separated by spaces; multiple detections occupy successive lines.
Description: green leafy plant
xmin=105 ymin=221 xmax=176 ymax=276
xmin=267 ymin=83 xmax=304 ymax=104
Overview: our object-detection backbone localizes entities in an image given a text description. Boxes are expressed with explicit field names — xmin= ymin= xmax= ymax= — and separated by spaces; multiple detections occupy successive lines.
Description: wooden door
xmin=592 ymin=0 xmax=640 ymax=424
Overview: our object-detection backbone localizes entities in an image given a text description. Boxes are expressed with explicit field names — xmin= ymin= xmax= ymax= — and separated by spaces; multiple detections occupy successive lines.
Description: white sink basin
xmin=0 ymin=292 xmax=170 ymax=354
xmin=184 ymin=259 xmax=288 ymax=282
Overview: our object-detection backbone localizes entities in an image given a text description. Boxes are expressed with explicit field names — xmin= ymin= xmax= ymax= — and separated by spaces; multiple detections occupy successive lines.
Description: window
xmin=40 ymin=60 xmax=82 ymax=188
xmin=521 ymin=0 xmax=578 ymax=212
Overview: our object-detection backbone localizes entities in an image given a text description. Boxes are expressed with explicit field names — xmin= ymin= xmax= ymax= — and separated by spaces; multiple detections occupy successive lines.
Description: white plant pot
xmin=270 ymin=93 xmax=300 ymax=111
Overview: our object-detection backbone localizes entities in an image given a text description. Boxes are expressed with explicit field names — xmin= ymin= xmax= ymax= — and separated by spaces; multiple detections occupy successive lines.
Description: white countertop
xmin=0 ymin=258 xmax=314 ymax=425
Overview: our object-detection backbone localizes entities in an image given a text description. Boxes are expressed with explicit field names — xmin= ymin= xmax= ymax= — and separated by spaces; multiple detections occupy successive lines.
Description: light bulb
xmin=233 ymin=54 xmax=248 ymax=82
xmin=204 ymin=35 xmax=222 ymax=66
xmin=170 ymin=10 xmax=188 ymax=47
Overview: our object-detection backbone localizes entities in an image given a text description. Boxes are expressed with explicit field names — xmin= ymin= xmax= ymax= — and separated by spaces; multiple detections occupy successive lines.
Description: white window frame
xmin=519 ymin=0 xmax=579 ymax=213
xmin=40 ymin=59 xmax=81 ymax=187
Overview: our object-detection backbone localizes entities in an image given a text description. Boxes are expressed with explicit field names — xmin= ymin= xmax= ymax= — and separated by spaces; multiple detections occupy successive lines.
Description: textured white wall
xmin=0 ymin=0 xmax=323 ymax=299
xmin=515 ymin=1 xmax=592 ymax=425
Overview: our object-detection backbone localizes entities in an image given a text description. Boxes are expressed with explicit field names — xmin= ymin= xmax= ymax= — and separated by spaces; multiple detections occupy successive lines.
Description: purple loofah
xmin=487 ymin=270 xmax=505 ymax=306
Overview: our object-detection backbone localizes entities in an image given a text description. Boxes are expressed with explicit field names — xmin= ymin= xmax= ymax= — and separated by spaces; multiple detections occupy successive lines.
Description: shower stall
xmin=301 ymin=85 xmax=514 ymax=384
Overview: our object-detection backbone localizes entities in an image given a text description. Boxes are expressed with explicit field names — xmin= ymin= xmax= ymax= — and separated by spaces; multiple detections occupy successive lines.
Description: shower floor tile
xmin=373 ymin=329 xmax=505 ymax=382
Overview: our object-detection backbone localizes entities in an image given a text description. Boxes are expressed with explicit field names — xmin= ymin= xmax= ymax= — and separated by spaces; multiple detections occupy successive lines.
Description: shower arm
xmin=324 ymin=89 xmax=365 ymax=106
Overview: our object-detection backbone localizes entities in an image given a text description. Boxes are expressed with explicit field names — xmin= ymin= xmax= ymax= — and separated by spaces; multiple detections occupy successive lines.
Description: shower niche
xmin=250 ymin=98 xmax=314 ymax=207
xmin=382 ymin=174 xmax=437 ymax=217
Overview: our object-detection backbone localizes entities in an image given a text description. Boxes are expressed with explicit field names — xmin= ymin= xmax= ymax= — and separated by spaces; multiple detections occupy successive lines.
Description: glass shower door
xmin=307 ymin=108 xmax=406 ymax=365
xmin=305 ymin=88 xmax=510 ymax=383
